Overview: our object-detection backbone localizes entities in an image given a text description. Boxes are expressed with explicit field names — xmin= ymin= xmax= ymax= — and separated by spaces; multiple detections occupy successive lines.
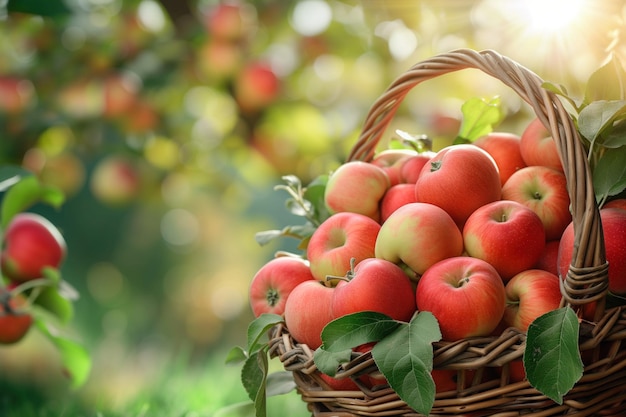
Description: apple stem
xmin=10 ymin=278 xmax=55 ymax=299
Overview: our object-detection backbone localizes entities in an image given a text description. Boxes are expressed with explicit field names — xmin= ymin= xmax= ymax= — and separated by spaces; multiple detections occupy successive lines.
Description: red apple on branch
xmin=0 ymin=289 xmax=32 ymax=344
xmin=415 ymin=144 xmax=501 ymax=228
xmin=1 ymin=213 xmax=67 ymax=283
xmin=306 ymin=212 xmax=380 ymax=284
xmin=375 ymin=202 xmax=463 ymax=276
xmin=248 ymin=256 xmax=315 ymax=317
xmin=415 ymin=256 xmax=506 ymax=341
xmin=463 ymin=200 xmax=546 ymax=281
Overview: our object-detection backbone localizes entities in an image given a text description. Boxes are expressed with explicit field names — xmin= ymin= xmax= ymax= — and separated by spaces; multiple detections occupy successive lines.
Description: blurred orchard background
xmin=0 ymin=0 xmax=624 ymax=415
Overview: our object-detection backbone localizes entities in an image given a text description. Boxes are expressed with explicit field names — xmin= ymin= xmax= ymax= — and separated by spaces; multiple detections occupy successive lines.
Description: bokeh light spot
xmin=160 ymin=208 xmax=200 ymax=247
xmin=290 ymin=0 xmax=332 ymax=36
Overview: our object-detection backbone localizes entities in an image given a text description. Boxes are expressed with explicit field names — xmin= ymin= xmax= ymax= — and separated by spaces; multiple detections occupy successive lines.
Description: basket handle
xmin=347 ymin=48 xmax=609 ymax=316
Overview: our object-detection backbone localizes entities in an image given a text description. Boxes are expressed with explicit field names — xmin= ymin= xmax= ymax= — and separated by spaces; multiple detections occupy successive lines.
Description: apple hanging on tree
xmin=1 ymin=212 xmax=67 ymax=283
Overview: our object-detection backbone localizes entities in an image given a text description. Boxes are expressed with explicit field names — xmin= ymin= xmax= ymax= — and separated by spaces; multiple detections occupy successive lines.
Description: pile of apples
xmin=0 ymin=213 xmax=67 ymax=344
xmin=248 ymin=117 xmax=626 ymax=386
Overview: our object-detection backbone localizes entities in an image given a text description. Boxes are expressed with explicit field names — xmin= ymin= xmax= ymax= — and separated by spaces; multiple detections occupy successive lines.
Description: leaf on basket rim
xmin=593 ymin=146 xmax=626 ymax=203
xmin=313 ymin=347 xmax=353 ymax=376
xmin=524 ymin=306 xmax=583 ymax=405
xmin=247 ymin=313 xmax=283 ymax=355
xmin=371 ymin=311 xmax=441 ymax=416
xmin=577 ymin=100 xmax=626 ymax=144
xmin=319 ymin=311 xmax=401 ymax=353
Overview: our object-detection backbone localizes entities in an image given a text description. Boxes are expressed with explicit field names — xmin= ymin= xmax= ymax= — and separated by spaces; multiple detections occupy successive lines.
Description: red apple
xmin=1 ymin=213 xmax=67 ymax=283
xmin=503 ymin=269 xmax=562 ymax=332
xmin=415 ymin=144 xmax=501 ymax=228
xmin=284 ymin=280 xmax=334 ymax=349
xmin=399 ymin=152 xmax=436 ymax=184
xmin=248 ymin=256 xmax=316 ymax=317
xmin=90 ymin=156 xmax=141 ymax=206
xmin=319 ymin=372 xmax=359 ymax=391
xmin=379 ymin=183 xmax=417 ymax=223
xmin=332 ymin=258 xmax=416 ymax=322
xmin=324 ymin=161 xmax=390 ymax=222
xmin=533 ymin=239 xmax=560 ymax=276
xmin=306 ymin=212 xmax=381 ymax=284
xmin=375 ymin=202 xmax=463 ymax=276
xmin=196 ymin=39 xmax=243 ymax=81
xmin=103 ymin=73 xmax=139 ymax=118
xmin=415 ymin=256 xmax=506 ymax=341
xmin=473 ymin=132 xmax=527 ymax=185
xmin=501 ymin=165 xmax=571 ymax=241
xmin=0 ymin=290 xmax=33 ymax=344
xmin=520 ymin=118 xmax=563 ymax=172
xmin=604 ymin=198 xmax=626 ymax=211
xmin=558 ymin=207 xmax=626 ymax=295
xmin=371 ymin=149 xmax=417 ymax=186
xmin=0 ymin=76 xmax=35 ymax=114
xmin=203 ymin=2 xmax=255 ymax=41
xmin=234 ymin=62 xmax=280 ymax=113
xmin=463 ymin=200 xmax=546 ymax=281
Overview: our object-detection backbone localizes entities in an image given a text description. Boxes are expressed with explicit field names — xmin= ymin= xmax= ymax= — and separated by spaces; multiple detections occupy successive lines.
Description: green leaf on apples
xmin=372 ymin=311 xmax=441 ymax=416
xmin=593 ymin=146 xmax=626 ymax=204
xmin=319 ymin=311 xmax=401 ymax=353
xmin=313 ymin=347 xmax=353 ymax=376
xmin=33 ymin=318 xmax=91 ymax=389
xmin=247 ymin=313 xmax=283 ymax=355
xmin=583 ymin=54 xmax=626 ymax=105
xmin=241 ymin=350 xmax=269 ymax=417
xmin=254 ymin=223 xmax=317 ymax=247
xmin=455 ymin=96 xmax=503 ymax=144
xmin=524 ymin=307 xmax=583 ymax=405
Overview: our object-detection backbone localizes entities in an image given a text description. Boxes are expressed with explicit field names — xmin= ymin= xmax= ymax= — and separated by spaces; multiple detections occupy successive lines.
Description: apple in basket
xmin=375 ymin=202 xmax=463 ymax=276
xmin=463 ymin=200 xmax=546 ymax=282
xmin=415 ymin=144 xmax=501 ymax=229
xmin=473 ymin=132 xmax=527 ymax=186
xmin=399 ymin=152 xmax=436 ymax=184
xmin=415 ymin=256 xmax=506 ymax=341
xmin=501 ymin=165 xmax=571 ymax=241
xmin=284 ymin=280 xmax=334 ymax=350
xmin=502 ymin=269 xmax=562 ymax=332
xmin=371 ymin=149 xmax=418 ymax=186
xmin=248 ymin=256 xmax=316 ymax=317
xmin=520 ymin=118 xmax=564 ymax=172
xmin=558 ymin=207 xmax=626 ymax=296
xmin=379 ymin=183 xmax=417 ymax=223
xmin=331 ymin=258 xmax=416 ymax=323
xmin=324 ymin=161 xmax=390 ymax=222
xmin=306 ymin=212 xmax=380 ymax=284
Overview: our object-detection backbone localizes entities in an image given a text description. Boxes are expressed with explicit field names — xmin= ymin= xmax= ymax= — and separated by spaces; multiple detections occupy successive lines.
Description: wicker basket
xmin=267 ymin=49 xmax=626 ymax=416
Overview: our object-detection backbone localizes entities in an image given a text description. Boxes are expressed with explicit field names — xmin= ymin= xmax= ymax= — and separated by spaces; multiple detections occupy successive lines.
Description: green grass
xmin=0 ymin=349 xmax=311 ymax=417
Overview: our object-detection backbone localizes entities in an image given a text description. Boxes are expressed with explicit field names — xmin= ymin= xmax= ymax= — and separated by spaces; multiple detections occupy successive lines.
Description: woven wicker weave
xmin=268 ymin=49 xmax=626 ymax=416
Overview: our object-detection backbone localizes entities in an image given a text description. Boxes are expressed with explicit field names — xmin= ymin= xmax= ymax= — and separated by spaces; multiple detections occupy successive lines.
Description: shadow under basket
xmin=267 ymin=49 xmax=626 ymax=416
